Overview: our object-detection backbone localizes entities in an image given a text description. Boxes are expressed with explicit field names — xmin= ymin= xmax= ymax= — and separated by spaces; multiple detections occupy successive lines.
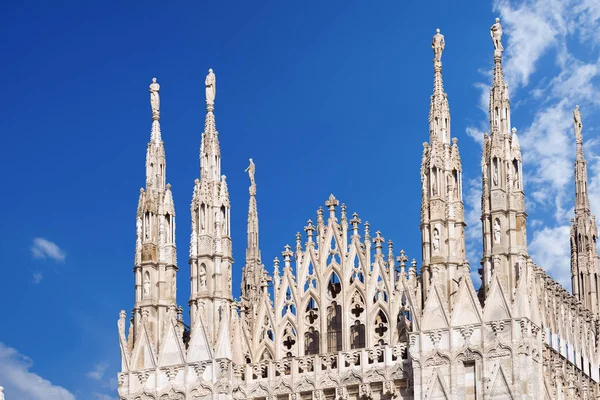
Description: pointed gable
xmin=157 ymin=317 xmax=186 ymax=367
xmin=214 ymin=307 xmax=232 ymax=359
xmin=187 ymin=311 xmax=212 ymax=362
xmin=513 ymin=274 xmax=530 ymax=319
xmin=451 ymin=275 xmax=483 ymax=326
xmin=483 ymin=275 xmax=511 ymax=321
xmin=421 ymin=282 xmax=450 ymax=330
xmin=131 ymin=321 xmax=157 ymax=370
xmin=427 ymin=370 xmax=450 ymax=400
xmin=489 ymin=364 xmax=514 ymax=399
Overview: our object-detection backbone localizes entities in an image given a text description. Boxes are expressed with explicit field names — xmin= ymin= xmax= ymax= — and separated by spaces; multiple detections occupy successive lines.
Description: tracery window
xmin=327 ymin=301 xmax=342 ymax=353
xmin=374 ymin=310 xmax=389 ymax=345
xmin=305 ymin=327 xmax=320 ymax=355
xmin=350 ymin=320 xmax=366 ymax=349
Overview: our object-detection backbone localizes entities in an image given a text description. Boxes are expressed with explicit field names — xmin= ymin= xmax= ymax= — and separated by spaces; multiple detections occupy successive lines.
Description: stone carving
xmin=494 ymin=219 xmax=501 ymax=243
xmin=432 ymin=28 xmax=445 ymax=63
xmin=431 ymin=170 xmax=438 ymax=196
xmin=244 ymin=158 xmax=256 ymax=188
xmin=574 ymin=105 xmax=582 ymax=135
xmin=490 ymin=18 xmax=503 ymax=51
xmin=143 ymin=273 xmax=151 ymax=297
xmin=198 ymin=264 xmax=207 ymax=288
xmin=493 ymin=160 xmax=499 ymax=186
xmin=149 ymin=77 xmax=160 ymax=117
xmin=205 ymin=68 xmax=216 ymax=106
xmin=433 ymin=228 xmax=440 ymax=252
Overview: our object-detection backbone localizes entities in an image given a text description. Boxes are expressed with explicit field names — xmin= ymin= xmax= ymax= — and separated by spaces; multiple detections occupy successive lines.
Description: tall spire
xmin=570 ymin=106 xmax=599 ymax=312
xmin=189 ymin=68 xmax=233 ymax=356
xmin=574 ymin=105 xmax=590 ymax=214
xmin=131 ymin=77 xmax=178 ymax=356
xmin=420 ymin=29 xmax=466 ymax=308
xmin=479 ymin=18 xmax=527 ymax=302
xmin=429 ymin=28 xmax=450 ymax=145
xmin=200 ymin=68 xmax=221 ymax=182
xmin=241 ymin=159 xmax=270 ymax=335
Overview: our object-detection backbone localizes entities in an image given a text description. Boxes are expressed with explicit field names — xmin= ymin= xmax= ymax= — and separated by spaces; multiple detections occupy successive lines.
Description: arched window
xmin=165 ymin=214 xmax=172 ymax=243
xmin=374 ymin=310 xmax=389 ymax=344
xmin=305 ymin=327 xmax=320 ymax=355
xmin=350 ymin=320 xmax=366 ymax=349
xmin=282 ymin=324 xmax=297 ymax=357
xmin=327 ymin=301 xmax=342 ymax=353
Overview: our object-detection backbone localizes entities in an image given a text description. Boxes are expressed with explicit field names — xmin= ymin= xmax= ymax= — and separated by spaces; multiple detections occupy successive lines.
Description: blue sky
xmin=1 ymin=1 xmax=600 ymax=399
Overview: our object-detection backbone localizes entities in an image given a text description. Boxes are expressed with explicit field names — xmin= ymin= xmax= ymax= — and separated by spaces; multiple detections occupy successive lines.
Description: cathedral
xmin=111 ymin=19 xmax=600 ymax=400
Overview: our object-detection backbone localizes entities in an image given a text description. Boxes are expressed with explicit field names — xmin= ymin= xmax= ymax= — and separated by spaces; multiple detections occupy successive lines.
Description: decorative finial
xmin=149 ymin=77 xmax=160 ymax=120
xmin=244 ymin=158 xmax=256 ymax=190
xmin=205 ymin=68 xmax=216 ymax=109
xmin=432 ymin=28 xmax=445 ymax=63
xmin=491 ymin=18 xmax=503 ymax=52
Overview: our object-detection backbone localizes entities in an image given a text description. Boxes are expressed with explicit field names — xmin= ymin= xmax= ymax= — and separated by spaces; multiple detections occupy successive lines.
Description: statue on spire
xmin=205 ymin=68 xmax=216 ymax=106
xmin=245 ymin=158 xmax=256 ymax=188
xmin=149 ymin=77 xmax=160 ymax=118
xmin=432 ymin=28 xmax=445 ymax=63
xmin=574 ymin=105 xmax=583 ymax=136
xmin=490 ymin=18 xmax=504 ymax=52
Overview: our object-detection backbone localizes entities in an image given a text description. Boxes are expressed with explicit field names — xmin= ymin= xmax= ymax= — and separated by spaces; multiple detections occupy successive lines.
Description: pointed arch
xmin=372 ymin=308 xmax=390 ymax=345
xmin=326 ymin=270 xmax=342 ymax=300
xmin=326 ymin=300 xmax=342 ymax=353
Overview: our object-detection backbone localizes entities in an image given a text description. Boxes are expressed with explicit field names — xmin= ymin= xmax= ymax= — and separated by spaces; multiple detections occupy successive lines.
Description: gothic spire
xmin=146 ymin=78 xmax=166 ymax=192
xmin=429 ymin=28 xmax=450 ymax=145
xmin=489 ymin=18 xmax=511 ymax=136
xmin=573 ymin=105 xmax=590 ymax=215
xmin=241 ymin=159 xmax=270 ymax=333
xmin=200 ymin=68 xmax=221 ymax=182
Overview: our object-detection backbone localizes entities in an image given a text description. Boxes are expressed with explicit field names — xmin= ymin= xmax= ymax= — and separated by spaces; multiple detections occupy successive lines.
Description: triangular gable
xmin=214 ymin=307 xmax=232 ymax=359
xmin=117 ymin=317 xmax=130 ymax=372
xmin=489 ymin=364 xmax=514 ymax=399
xmin=483 ymin=274 xmax=511 ymax=321
xmin=187 ymin=310 xmax=213 ymax=362
xmin=512 ymin=273 xmax=530 ymax=319
xmin=231 ymin=311 xmax=245 ymax=365
xmin=421 ymin=281 xmax=450 ymax=330
xmin=451 ymin=275 xmax=482 ymax=326
xmin=529 ymin=279 xmax=542 ymax=328
xmin=157 ymin=317 xmax=185 ymax=367
xmin=396 ymin=278 xmax=421 ymax=331
xmin=427 ymin=370 xmax=450 ymax=399
xmin=131 ymin=320 xmax=157 ymax=370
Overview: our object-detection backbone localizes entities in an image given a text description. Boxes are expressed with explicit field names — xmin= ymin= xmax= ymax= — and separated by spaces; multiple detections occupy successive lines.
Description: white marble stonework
xmin=111 ymin=22 xmax=600 ymax=400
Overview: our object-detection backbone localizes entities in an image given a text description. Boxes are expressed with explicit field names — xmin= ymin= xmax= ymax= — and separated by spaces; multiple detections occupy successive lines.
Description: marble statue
xmin=493 ymin=162 xmax=499 ymax=186
xmin=432 ymin=28 xmax=445 ymax=63
xmin=144 ymin=274 xmax=151 ymax=297
xmin=245 ymin=158 xmax=256 ymax=187
xmin=494 ymin=219 xmax=501 ymax=243
xmin=205 ymin=69 xmax=216 ymax=106
xmin=574 ymin=105 xmax=582 ymax=134
xmin=431 ymin=170 xmax=438 ymax=196
xmin=433 ymin=228 xmax=440 ymax=252
xmin=490 ymin=18 xmax=503 ymax=51
xmin=149 ymin=78 xmax=160 ymax=116
xmin=199 ymin=264 xmax=206 ymax=287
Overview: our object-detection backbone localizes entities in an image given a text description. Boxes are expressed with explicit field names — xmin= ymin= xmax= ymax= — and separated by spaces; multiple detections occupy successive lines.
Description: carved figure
xmin=494 ymin=219 xmax=501 ymax=243
xmin=433 ymin=228 xmax=440 ymax=252
xmin=149 ymin=78 xmax=160 ymax=116
xmin=432 ymin=28 xmax=445 ymax=63
xmin=199 ymin=264 xmax=207 ymax=288
xmin=205 ymin=69 xmax=216 ymax=105
xmin=143 ymin=274 xmax=151 ymax=297
xmin=245 ymin=158 xmax=256 ymax=187
xmin=490 ymin=18 xmax=503 ymax=51
xmin=431 ymin=170 xmax=438 ymax=196
xmin=574 ymin=105 xmax=582 ymax=135
xmin=493 ymin=161 xmax=499 ymax=186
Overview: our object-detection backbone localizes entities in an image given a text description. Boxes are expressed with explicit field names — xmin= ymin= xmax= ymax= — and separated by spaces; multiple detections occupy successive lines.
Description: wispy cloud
xmin=86 ymin=362 xmax=108 ymax=381
xmin=30 ymin=238 xmax=66 ymax=262
xmin=0 ymin=343 xmax=75 ymax=400
xmin=92 ymin=393 xmax=115 ymax=400
xmin=464 ymin=0 xmax=600 ymax=290
xmin=32 ymin=272 xmax=43 ymax=284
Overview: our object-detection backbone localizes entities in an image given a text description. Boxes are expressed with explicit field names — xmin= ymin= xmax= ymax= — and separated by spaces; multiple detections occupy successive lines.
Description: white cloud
xmin=462 ymin=0 xmax=600 ymax=295
xmin=92 ymin=394 xmax=115 ymax=400
xmin=86 ymin=362 xmax=108 ymax=381
xmin=0 ymin=343 xmax=75 ymax=400
xmin=30 ymin=238 xmax=66 ymax=262
xmin=528 ymin=225 xmax=572 ymax=288
xmin=32 ymin=272 xmax=43 ymax=284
